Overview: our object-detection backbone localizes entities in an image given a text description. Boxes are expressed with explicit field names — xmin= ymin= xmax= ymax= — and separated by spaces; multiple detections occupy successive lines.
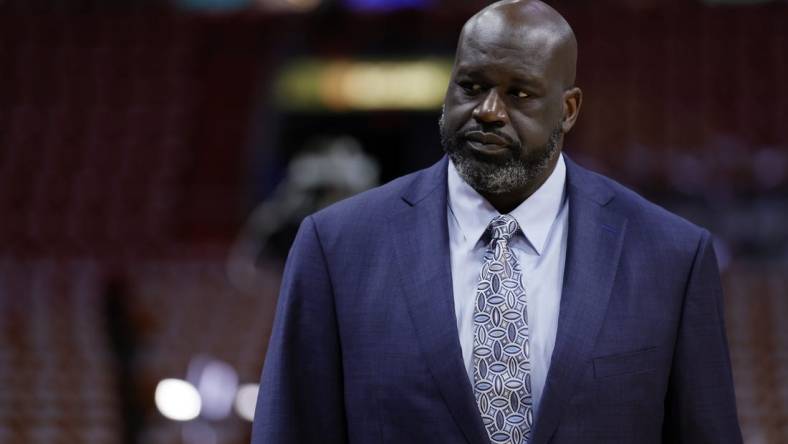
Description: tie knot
xmin=488 ymin=214 xmax=519 ymax=241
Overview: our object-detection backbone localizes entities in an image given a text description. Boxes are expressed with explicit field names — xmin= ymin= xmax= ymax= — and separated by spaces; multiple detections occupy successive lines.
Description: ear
xmin=561 ymin=87 xmax=582 ymax=133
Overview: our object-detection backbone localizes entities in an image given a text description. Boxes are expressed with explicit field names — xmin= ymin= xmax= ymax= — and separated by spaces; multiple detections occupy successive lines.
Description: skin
xmin=440 ymin=0 xmax=582 ymax=214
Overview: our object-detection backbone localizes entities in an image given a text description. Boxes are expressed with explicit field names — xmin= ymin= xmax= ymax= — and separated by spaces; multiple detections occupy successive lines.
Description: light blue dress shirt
xmin=447 ymin=154 xmax=569 ymax=416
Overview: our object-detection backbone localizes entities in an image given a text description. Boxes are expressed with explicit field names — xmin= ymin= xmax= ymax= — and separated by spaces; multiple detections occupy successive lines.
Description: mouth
xmin=464 ymin=131 xmax=510 ymax=146
xmin=463 ymin=131 xmax=512 ymax=157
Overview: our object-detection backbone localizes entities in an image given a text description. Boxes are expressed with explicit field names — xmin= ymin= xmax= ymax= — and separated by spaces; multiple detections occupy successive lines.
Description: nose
xmin=472 ymin=89 xmax=508 ymax=127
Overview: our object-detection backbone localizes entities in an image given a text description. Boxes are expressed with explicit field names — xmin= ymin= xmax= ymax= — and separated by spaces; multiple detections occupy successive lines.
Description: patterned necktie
xmin=473 ymin=214 xmax=532 ymax=444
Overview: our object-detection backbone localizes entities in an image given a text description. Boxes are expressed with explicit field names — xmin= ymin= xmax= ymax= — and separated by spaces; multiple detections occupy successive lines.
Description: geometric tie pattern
xmin=472 ymin=214 xmax=533 ymax=444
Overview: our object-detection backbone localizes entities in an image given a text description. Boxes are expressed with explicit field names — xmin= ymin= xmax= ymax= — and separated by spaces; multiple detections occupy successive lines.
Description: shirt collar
xmin=447 ymin=153 xmax=567 ymax=255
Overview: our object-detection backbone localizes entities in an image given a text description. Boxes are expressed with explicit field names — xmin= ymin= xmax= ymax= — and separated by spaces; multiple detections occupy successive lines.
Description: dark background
xmin=1 ymin=0 xmax=786 ymax=443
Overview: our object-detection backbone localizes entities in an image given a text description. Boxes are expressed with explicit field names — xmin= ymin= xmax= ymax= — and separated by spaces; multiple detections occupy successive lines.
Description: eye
xmin=459 ymin=82 xmax=483 ymax=95
xmin=514 ymin=90 xmax=530 ymax=99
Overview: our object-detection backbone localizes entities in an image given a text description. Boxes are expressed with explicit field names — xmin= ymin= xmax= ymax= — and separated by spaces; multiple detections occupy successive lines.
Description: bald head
xmin=459 ymin=0 xmax=578 ymax=88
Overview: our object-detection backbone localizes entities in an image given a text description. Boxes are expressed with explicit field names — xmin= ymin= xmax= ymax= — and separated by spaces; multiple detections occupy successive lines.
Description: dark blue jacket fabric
xmin=251 ymin=155 xmax=742 ymax=444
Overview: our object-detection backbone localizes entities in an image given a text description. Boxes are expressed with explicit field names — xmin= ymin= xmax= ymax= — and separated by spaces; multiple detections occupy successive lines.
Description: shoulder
xmin=306 ymin=157 xmax=446 ymax=247
xmin=566 ymin=156 xmax=710 ymax=251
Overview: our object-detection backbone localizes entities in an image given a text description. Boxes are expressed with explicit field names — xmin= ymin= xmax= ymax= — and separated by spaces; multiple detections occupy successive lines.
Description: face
xmin=440 ymin=23 xmax=571 ymax=195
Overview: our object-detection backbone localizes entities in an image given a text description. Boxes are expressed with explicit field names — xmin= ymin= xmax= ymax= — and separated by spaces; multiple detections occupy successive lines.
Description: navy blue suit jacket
xmin=252 ymin=156 xmax=742 ymax=444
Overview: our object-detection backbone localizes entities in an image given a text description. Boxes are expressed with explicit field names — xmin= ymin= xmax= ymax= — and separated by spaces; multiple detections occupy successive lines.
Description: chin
xmin=448 ymin=151 xmax=526 ymax=195
xmin=440 ymin=122 xmax=562 ymax=194
xmin=447 ymin=142 xmax=559 ymax=195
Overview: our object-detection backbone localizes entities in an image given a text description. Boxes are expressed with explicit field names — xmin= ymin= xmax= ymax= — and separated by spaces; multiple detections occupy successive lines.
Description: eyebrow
xmin=454 ymin=65 xmax=547 ymax=90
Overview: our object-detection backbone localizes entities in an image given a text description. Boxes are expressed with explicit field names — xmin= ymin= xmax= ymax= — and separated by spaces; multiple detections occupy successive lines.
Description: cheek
xmin=511 ymin=101 xmax=563 ymax=142
xmin=511 ymin=116 xmax=553 ymax=146
xmin=442 ymin=107 xmax=475 ymax=132
xmin=510 ymin=110 xmax=542 ymax=131
xmin=444 ymin=89 xmax=478 ymax=123
xmin=541 ymin=94 xmax=567 ymax=126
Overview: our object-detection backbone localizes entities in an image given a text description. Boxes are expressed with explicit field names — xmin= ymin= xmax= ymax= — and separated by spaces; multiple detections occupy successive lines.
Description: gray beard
xmin=439 ymin=112 xmax=562 ymax=195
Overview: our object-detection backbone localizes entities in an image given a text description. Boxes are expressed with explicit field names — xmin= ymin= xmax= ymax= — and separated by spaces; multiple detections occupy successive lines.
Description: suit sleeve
xmin=251 ymin=216 xmax=348 ymax=444
xmin=662 ymin=230 xmax=742 ymax=443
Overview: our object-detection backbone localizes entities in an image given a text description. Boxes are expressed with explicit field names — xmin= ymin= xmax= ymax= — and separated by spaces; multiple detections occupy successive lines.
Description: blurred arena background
xmin=1 ymin=0 xmax=787 ymax=443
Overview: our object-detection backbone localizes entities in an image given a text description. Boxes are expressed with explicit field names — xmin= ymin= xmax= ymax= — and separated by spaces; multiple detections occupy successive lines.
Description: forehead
xmin=454 ymin=16 xmax=561 ymax=80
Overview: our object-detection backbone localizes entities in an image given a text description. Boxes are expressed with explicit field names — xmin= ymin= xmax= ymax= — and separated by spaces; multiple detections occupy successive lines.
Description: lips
xmin=462 ymin=131 xmax=514 ymax=158
xmin=464 ymin=131 xmax=510 ymax=147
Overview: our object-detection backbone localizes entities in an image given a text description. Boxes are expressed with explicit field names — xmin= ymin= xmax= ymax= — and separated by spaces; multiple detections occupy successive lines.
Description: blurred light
xmin=254 ymin=0 xmax=321 ymax=12
xmin=344 ymin=0 xmax=431 ymax=12
xmin=285 ymin=0 xmax=321 ymax=11
xmin=155 ymin=379 xmax=202 ymax=421
xmin=276 ymin=58 xmax=452 ymax=111
xmin=193 ymin=359 xmax=238 ymax=420
xmin=175 ymin=0 xmax=250 ymax=11
xmin=234 ymin=383 xmax=259 ymax=422
xmin=288 ymin=136 xmax=378 ymax=191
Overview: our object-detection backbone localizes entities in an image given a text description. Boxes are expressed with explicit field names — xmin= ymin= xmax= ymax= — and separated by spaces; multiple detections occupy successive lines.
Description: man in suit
xmin=252 ymin=0 xmax=742 ymax=443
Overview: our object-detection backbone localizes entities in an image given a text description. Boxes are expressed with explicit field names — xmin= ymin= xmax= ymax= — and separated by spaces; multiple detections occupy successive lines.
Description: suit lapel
xmin=388 ymin=156 xmax=489 ymax=444
xmin=530 ymin=157 xmax=628 ymax=444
